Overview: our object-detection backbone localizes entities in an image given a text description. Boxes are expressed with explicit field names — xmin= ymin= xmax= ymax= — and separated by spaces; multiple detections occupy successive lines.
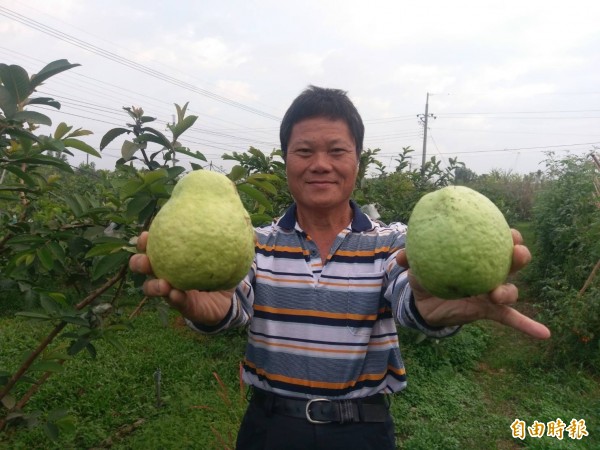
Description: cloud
xmin=133 ymin=34 xmax=249 ymax=71
xmin=287 ymin=51 xmax=329 ymax=77
xmin=214 ymin=80 xmax=259 ymax=102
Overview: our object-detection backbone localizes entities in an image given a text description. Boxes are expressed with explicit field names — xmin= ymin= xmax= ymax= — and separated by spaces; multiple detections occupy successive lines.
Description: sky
xmin=2 ymin=0 xmax=600 ymax=176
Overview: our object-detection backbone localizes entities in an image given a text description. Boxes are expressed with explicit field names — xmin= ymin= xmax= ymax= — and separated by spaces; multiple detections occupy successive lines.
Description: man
xmin=130 ymin=86 xmax=550 ymax=449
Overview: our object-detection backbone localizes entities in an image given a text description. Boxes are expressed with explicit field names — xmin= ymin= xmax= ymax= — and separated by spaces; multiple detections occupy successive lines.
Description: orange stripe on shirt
xmin=256 ymin=274 xmax=315 ymax=284
xmin=335 ymin=246 xmax=394 ymax=257
xmin=253 ymin=304 xmax=384 ymax=321
xmin=250 ymin=337 xmax=368 ymax=355
xmin=256 ymin=242 xmax=310 ymax=255
xmin=245 ymin=360 xmax=405 ymax=390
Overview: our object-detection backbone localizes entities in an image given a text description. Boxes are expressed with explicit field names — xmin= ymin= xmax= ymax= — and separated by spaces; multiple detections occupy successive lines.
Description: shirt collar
xmin=276 ymin=200 xmax=373 ymax=232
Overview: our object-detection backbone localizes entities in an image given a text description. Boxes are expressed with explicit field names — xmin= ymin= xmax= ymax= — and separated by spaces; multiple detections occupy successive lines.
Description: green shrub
xmin=526 ymin=153 xmax=600 ymax=371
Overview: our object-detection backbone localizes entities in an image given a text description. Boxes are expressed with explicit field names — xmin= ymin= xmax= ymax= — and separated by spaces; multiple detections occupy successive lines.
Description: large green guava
xmin=405 ymin=186 xmax=513 ymax=299
xmin=146 ymin=170 xmax=255 ymax=291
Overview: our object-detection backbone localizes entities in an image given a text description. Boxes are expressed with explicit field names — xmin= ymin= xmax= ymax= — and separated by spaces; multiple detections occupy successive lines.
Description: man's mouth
xmin=307 ymin=180 xmax=335 ymax=185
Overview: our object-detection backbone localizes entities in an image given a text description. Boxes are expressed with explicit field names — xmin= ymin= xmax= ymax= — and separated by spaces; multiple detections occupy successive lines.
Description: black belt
xmin=250 ymin=388 xmax=391 ymax=424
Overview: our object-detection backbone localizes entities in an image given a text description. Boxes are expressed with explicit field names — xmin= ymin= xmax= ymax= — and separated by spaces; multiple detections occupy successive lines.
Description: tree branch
xmin=0 ymin=264 xmax=129 ymax=409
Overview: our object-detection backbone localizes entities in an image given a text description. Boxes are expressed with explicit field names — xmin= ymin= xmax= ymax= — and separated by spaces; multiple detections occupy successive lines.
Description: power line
xmin=437 ymin=115 xmax=600 ymax=120
xmin=439 ymin=109 xmax=600 ymax=115
xmin=1 ymin=45 xmax=281 ymax=141
xmin=0 ymin=6 xmax=281 ymax=121
xmin=374 ymin=141 xmax=600 ymax=157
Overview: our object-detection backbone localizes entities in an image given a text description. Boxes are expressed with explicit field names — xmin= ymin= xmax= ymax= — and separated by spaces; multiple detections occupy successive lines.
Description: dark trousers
xmin=235 ymin=400 xmax=396 ymax=450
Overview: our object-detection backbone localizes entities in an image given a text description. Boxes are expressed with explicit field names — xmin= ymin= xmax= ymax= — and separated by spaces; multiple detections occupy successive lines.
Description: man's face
xmin=286 ymin=117 xmax=358 ymax=212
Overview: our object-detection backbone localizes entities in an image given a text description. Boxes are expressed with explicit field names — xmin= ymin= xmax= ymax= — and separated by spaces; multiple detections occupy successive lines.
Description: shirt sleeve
xmin=384 ymin=239 xmax=461 ymax=338
xmin=185 ymin=261 xmax=256 ymax=335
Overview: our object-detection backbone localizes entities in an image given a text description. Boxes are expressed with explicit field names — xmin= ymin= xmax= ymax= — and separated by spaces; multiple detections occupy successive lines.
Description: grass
xmin=0 ymin=311 xmax=248 ymax=449
xmin=1 ymin=295 xmax=598 ymax=449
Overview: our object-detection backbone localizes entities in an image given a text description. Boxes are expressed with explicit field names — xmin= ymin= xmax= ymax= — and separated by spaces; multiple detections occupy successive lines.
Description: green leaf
xmin=0 ymin=184 xmax=39 ymax=193
xmin=12 ymin=110 xmax=52 ymax=126
xmin=85 ymin=242 xmax=125 ymax=258
xmin=174 ymin=102 xmax=189 ymax=122
xmin=66 ymin=127 xmax=93 ymax=138
xmin=103 ymin=333 xmax=125 ymax=352
xmin=29 ymin=361 xmax=64 ymax=373
xmin=25 ymin=96 xmax=61 ymax=110
xmin=121 ymin=140 xmax=141 ymax=160
xmin=141 ymin=168 xmax=168 ymax=186
xmin=228 ymin=165 xmax=247 ymax=182
xmin=250 ymin=213 xmax=273 ymax=226
xmin=62 ymin=194 xmax=84 ymax=217
xmin=44 ymin=422 xmax=59 ymax=441
xmin=63 ymin=138 xmax=101 ymax=157
xmin=91 ymin=251 xmax=129 ymax=280
xmin=36 ymin=245 xmax=55 ymax=271
xmin=30 ymin=59 xmax=81 ymax=90
xmin=38 ymin=136 xmax=70 ymax=155
xmin=54 ymin=122 xmax=72 ymax=139
xmin=47 ymin=292 xmax=68 ymax=305
xmin=175 ymin=147 xmax=207 ymax=162
xmin=137 ymin=198 xmax=158 ymax=224
xmin=68 ymin=337 xmax=90 ymax=356
xmin=2 ymin=235 xmax=45 ymax=245
xmin=15 ymin=311 xmax=52 ymax=320
xmin=0 ymin=63 xmax=31 ymax=103
xmin=2 ymin=165 xmax=37 ymax=187
xmin=137 ymin=130 xmax=172 ymax=150
xmin=237 ymin=183 xmax=272 ymax=209
xmin=246 ymin=177 xmax=278 ymax=195
xmin=86 ymin=343 xmax=97 ymax=359
xmin=5 ymin=126 xmax=41 ymax=143
xmin=16 ymin=155 xmax=73 ymax=172
xmin=1 ymin=394 xmax=16 ymax=410
xmin=0 ymin=85 xmax=16 ymax=117
xmin=170 ymin=114 xmax=198 ymax=142
xmin=25 ymin=253 xmax=35 ymax=266
xmin=40 ymin=296 xmax=60 ymax=315
xmin=119 ymin=178 xmax=145 ymax=200
xmin=100 ymin=127 xmax=130 ymax=150
xmin=47 ymin=241 xmax=66 ymax=266
xmin=126 ymin=193 xmax=153 ymax=220
xmin=60 ymin=315 xmax=90 ymax=327
xmin=167 ymin=166 xmax=186 ymax=180
xmin=48 ymin=408 xmax=69 ymax=423
xmin=73 ymin=193 xmax=89 ymax=214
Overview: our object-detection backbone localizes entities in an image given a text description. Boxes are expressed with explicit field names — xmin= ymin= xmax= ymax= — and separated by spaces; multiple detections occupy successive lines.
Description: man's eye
xmin=331 ymin=148 xmax=349 ymax=155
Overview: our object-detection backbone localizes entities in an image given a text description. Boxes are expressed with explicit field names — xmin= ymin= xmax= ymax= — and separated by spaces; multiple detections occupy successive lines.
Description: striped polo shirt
xmin=189 ymin=201 xmax=459 ymax=399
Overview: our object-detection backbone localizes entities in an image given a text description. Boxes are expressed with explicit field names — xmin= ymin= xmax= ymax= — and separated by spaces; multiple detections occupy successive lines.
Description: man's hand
xmin=396 ymin=229 xmax=551 ymax=340
xmin=129 ymin=231 xmax=234 ymax=325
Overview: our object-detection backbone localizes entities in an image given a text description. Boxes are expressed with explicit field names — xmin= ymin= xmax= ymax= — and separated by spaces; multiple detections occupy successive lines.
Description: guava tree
xmin=0 ymin=59 xmax=283 ymax=439
xmin=0 ymin=59 xmax=114 ymax=436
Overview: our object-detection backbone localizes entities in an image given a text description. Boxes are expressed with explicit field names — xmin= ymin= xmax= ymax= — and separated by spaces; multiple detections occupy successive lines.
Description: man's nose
xmin=310 ymin=151 xmax=332 ymax=170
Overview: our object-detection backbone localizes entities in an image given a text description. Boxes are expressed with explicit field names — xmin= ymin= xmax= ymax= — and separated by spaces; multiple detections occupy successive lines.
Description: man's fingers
xmin=511 ymin=228 xmax=523 ymax=245
xmin=488 ymin=283 xmax=519 ymax=305
xmin=143 ymin=278 xmax=172 ymax=297
xmin=396 ymin=249 xmax=408 ymax=268
xmin=493 ymin=305 xmax=551 ymax=340
xmin=137 ymin=231 xmax=149 ymax=252
xmin=129 ymin=253 xmax=154 ymax=275
xmin=511 ymin=244 xmax=531 ymax=273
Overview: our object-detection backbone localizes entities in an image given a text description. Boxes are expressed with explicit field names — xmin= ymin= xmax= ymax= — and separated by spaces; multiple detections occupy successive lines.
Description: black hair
xmin=279 ymin=85 xmax=364 ymax=159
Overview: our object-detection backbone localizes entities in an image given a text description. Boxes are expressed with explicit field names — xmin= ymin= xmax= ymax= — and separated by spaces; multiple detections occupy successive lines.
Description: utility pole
xmin=417 ymin=92 xmax=436 ymax=175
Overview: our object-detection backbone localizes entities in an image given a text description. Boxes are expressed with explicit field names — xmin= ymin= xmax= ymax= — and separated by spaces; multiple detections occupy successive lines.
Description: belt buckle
xmin=305 ymin=398 xmax=332 ymax=424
